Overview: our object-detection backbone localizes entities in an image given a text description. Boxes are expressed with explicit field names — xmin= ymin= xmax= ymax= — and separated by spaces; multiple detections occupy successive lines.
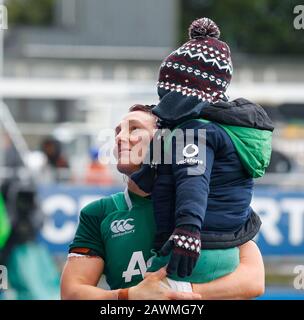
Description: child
xmin=131 ymin=17 xmax=273 ymax=282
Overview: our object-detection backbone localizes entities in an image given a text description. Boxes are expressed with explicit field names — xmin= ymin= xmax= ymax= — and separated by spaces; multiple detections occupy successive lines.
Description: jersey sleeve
xmin=69 ymin=200 xmax=105 ymax=259
xmin=171 ymin=120 xmax=217 ymax=229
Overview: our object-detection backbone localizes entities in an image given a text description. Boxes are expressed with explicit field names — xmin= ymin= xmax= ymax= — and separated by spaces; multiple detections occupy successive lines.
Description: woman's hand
xmin=128 ymin=267 xmax=201 ymax=300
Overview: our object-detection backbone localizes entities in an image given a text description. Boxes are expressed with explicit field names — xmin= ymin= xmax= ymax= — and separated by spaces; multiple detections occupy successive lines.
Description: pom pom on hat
xmin=157 ymin=17 xmax=232 ymax=103
xmin=188 ymin=17 xmax=220 ymax=40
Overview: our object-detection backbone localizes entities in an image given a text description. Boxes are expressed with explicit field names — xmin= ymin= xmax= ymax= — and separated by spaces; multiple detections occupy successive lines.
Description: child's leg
xmin=130 ymin=163 xmax=156 ymax=194
xmin=130 ymin=138 xmax=157 ymax=194
xmin=151 ymin=166 xmax=176 ymax=250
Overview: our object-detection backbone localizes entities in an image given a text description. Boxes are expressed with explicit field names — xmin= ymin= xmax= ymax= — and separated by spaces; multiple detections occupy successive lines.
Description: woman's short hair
xmin=128 ymin=104 xmax=155 ymax=113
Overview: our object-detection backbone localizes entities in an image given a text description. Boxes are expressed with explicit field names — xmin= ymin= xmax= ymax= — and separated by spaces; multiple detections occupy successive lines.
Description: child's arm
xmin=171 ymin=121 xmax=214 ymax=229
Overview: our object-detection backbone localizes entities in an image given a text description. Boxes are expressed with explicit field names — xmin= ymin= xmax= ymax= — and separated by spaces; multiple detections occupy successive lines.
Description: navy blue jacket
xmin=131 ymin=92 xmax=273 ymax=249
xmin=149 ymin=119 xmax=254 ymax=238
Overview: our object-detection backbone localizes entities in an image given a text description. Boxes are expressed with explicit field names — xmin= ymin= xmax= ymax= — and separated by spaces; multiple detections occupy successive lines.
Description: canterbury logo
xmin=111 ymin=219 xmax=135 ymax=234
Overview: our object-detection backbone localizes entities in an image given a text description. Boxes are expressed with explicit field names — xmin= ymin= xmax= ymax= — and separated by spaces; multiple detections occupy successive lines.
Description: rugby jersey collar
xmin=124 ymin=188 xmax=151 ymax=211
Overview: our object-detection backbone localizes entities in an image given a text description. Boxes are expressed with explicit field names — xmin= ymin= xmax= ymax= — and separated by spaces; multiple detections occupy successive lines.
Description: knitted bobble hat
xmin=157 ymin=17 xmax=233 ymax=103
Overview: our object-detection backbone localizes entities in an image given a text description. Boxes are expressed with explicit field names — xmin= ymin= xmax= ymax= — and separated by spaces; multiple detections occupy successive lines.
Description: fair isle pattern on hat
xmin=157 ymin=17 xmax=233 ymax=103
xmin=173 ymin=41 xmax=233 ymax=75
xmin=160 ymin=61 xmax=229 ymax=89
xmin=157 ymin=81 xmax=228 ymax=103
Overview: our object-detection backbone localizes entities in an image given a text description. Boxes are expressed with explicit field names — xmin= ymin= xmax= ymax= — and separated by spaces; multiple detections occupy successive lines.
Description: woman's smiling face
xmin=114 ymin=109 xmax=157 ymax=176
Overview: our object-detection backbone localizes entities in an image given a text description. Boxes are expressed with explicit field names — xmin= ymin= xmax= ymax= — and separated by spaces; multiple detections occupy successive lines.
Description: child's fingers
xmin=166 ymin=253 xmax=181 ymax=276
xmin=159 ymin=240 xmax=174 ymax=256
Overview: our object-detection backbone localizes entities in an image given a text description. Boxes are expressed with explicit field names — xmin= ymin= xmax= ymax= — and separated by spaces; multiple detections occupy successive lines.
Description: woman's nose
xmin=115 ymin=128 xmax=130 ymax=145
